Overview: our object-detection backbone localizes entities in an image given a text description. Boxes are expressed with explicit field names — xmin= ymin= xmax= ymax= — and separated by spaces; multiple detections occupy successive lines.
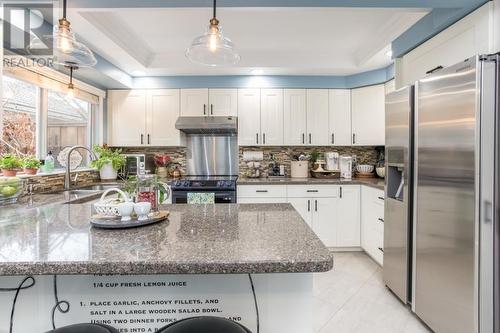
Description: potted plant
xmin=0 ymin=154 xmax=22 ymax=177
xmin=154 ymin=154 xmax=172 ymax=178
xmin=22 ymin=156 xmax=41 ymax=175
xmin=90 ymin=145 xmax=126 ymax=180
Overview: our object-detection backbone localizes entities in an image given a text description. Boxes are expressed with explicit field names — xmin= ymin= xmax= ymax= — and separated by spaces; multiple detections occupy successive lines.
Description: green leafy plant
xmin=90 ymin=145 xmax=126 ymax=171
xmin=0 ymin=154 xmax=22 ymax=170
xmin=310 ymin=151 xmax=321 ymax=163
xmin=22 ymin=155 xmax=41 ymax=169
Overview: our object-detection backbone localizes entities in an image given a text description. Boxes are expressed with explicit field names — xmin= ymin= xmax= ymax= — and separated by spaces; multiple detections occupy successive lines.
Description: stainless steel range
xmin=173 ymin=116 xmax=239 ymax=204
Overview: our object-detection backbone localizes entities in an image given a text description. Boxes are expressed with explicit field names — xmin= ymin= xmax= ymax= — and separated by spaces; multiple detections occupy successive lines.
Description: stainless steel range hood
xmin=175 ymin=116 xmax=237 ymax=134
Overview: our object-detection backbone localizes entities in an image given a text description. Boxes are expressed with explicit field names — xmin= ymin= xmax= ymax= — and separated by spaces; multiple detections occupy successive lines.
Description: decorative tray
xmin=90 ymin=210 xmax=170 ymax=229
xmin=355 ymin=172 xmax=376 ymax=178
xmin=310 ymin=170 xmax=340 ymax=179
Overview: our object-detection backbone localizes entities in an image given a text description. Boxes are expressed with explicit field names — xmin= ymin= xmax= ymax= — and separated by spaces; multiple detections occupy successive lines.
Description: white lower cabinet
xmin=337 ymin=185 xmax=361 ymax=247
xmin=361 ymin=186 xmax=385 ymax=265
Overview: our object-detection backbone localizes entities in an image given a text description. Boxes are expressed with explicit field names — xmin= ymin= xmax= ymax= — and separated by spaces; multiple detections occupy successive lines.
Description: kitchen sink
xmin=76 ymin=184 xmax=123 ymax=191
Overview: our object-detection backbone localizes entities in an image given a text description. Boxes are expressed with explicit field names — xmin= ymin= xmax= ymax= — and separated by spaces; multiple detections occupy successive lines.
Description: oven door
xmin=171 ymin=190 xmax=236 ymax=204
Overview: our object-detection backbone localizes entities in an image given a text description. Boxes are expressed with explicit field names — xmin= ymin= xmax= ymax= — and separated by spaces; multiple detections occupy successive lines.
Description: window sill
xmin=12 ymin=167 xmax=97 ymax=179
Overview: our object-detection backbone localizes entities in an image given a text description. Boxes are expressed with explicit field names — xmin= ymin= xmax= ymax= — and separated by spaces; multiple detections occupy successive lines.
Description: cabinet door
xmin=336 ymin=185 xmax=361 ymax=247
xmin=237 ymin=89 xmax=261 ymax=146
xmin=306 ymin=89 xmax=330 ymax=145
xmin=147 ymin=89 xmax=183 ymax=146
xmin=260 ymin=89 xmax=284 ymax=146
xmin=180 ymin=89 xmax=209 ymax=116
xmin=287 ymin=197 xmax=313 ymax=227
xmin=329 ymin=89 xmax=352 ymax=146
xmin=312 ymin=197 xmax=338 ymax=247
xmin=284 ymin=89 xmax=307 ymax=145
xmin=108 ymin=90 xmax=147 ymax=146
xmin=351 ymin=85 xmax=385 ymax=146
xmin=208 ymin=89 xmax=237 ymax=116
xmin=238 ymin=197 xmax=287 ymax=204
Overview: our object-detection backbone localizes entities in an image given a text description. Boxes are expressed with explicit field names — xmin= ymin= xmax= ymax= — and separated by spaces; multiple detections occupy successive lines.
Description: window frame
xmin=2 ymin=65 xmax=105 ymax=163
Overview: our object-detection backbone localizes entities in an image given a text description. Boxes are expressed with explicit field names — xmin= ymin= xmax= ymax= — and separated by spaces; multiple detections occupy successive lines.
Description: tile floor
xmin=313 ymin=252 xmax=432 ymax=333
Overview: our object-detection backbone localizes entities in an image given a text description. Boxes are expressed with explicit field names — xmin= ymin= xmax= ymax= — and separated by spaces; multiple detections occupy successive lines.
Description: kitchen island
xmin=0 ymin=201 xmax=332 ymax=332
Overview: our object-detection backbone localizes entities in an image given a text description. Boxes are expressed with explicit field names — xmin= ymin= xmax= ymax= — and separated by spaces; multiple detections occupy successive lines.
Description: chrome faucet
xmin=64 ymin=145 xmax=97 ymax=190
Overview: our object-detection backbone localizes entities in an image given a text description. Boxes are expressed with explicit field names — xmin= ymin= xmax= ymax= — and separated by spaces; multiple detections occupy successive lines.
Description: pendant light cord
xmin=62 ymin=0 xmax=67 ymax=19
xmin=213 ymin=0 xmax=216 ymax=19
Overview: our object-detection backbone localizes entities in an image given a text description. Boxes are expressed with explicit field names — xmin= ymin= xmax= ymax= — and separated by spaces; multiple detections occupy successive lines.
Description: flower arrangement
xmin=154 ymin=154 xmax=172 ymax=178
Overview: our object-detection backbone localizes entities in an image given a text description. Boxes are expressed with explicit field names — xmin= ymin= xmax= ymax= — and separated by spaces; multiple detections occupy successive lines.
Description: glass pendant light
xmin=186 ymin=0 xmax=240 ymax=66
xmin=53 ymin=0 xmax=97 ymax=67
xmin=66 ymin=66 xmax=76 ymax=99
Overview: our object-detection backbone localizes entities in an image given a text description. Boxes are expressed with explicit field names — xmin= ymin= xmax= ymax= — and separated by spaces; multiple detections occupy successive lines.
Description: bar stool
xmin=158 ymin=316 xmax=252 ymax=333
xmin=47 ymin=323 xmax=119 ymax=333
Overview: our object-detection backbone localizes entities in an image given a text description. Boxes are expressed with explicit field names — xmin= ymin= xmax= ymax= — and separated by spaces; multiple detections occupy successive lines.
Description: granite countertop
xmin=237 ymin=177 xmax=385 ymax=190
xmin=0 ymin=202 xmax=333 ymax=276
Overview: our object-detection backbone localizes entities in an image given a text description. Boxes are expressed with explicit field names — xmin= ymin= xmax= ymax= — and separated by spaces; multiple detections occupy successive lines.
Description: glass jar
xmin=135 ymin=173 xmax=170 ymax=211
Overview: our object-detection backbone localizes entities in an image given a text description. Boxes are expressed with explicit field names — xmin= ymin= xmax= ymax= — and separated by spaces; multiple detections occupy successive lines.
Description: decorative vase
xmin=2 ymin=169 xmax=17 ymax=177
xmin=23 ymin=168 xmax=38 ymax=175
xmin=99 ymin=163 xmax=118 ymax=180
xmin=157 ymin=166 xmax=168 ymax=178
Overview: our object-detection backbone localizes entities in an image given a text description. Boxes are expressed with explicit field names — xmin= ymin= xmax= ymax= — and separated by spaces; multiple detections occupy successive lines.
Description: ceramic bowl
xmin=117 ymin=202 xmax=134 ymax=221
xmin=356 ymin=165 xmax=374 ymax=174
xmin=134 ymin=202 xmax=152 ymax=221
xmin=376 ymin=167 xmax=385 ymax=178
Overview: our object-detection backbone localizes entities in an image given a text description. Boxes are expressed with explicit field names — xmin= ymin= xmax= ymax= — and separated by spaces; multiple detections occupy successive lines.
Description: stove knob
xmin=183 ymin=181 xmax=190 ymax=187
xmin=225 ymin=181 xmax=233 ymax=187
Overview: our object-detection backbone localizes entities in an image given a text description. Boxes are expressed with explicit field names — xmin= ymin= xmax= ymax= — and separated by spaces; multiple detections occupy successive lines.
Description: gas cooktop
xmin=170 ymin=176 xmax=238 ymax=191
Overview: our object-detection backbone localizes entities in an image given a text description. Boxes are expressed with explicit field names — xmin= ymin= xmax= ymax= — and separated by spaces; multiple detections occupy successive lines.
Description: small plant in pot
xmin=22 ymin=156 xmax=41 ymax=175
xmin=90 ymin=145 xmax=126 ymax=181
xmin=0 ymin=154 xmax=22 ymax=177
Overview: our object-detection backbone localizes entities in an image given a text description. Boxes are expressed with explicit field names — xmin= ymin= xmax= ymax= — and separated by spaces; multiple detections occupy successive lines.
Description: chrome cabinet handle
xmin=332 ymin=133 xmax=334 ymax=144
xmin=378 ymin=247 xmax=384 ymax=253
xmin=309 ymin=133 xmax=312 ymax=144
xmin=256 ymin=133 xmax=259 ymax=144
xmin=210 ymin=104 xmax=214 ymax=115
xmin=140 ymin=134 xmax=144 ymax=145
xmin=307 ymin=199 xmax=310 ymax=212
xmin=378 ymin=218 xmax=384 ymax=223
xmin=302 ymin=133 xmax=305 ymax=144
xmin=352 ymin=133 xmax=356 ymax=144
xmin=378 ymin=196 xmax=385 ymax=201
xmin=263 ymin=133 xmax=266 ymax=144
xmin=147 ymin=134 xmax=150 ymax=145
xmin=315 ymin=199 xmax=318 ymax=212
xmin=306 ymin=190 xmax=318 ymax=193
xmin=255 ymin=190 xmax=268 ymax=193
xmin=203 ymin=104 xmax=206 ymax=115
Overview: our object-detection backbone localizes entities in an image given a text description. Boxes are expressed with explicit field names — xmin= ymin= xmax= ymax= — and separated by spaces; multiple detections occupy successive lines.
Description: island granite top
xmin=0 ymin=203 xmax=333 ymax=276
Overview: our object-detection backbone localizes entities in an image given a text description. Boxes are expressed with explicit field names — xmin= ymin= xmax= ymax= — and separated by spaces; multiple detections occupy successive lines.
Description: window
xmin=1 ymin=76 xmax=37 ymax=155
xmin=47 ymin=91 xmax=91 ymax=168
xmin=1 ymin=71 xmax=102 ymax=171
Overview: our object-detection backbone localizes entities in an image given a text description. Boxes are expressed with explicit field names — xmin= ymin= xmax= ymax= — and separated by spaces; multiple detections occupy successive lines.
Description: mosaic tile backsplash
xmin=120 ymin=146 xmax=382 ymax=178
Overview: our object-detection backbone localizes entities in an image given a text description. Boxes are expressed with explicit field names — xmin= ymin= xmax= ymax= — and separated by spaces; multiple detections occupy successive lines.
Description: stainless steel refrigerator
xmin=384 ymin=85 xmax=414 ymax=305
xmin=412 ymin=54 xmax=499 ymax=333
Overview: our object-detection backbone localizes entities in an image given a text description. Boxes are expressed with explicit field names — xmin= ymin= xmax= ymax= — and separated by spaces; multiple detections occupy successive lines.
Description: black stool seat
xmin=47 ymin=324 xmax=119 ymax=333
xmin=158 ymin=316 xmax=252 ymax=333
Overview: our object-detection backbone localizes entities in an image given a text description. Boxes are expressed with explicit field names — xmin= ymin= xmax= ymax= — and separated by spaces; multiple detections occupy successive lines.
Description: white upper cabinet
xmin=108 ymin=90 xmax=147 ymax=146
xmin=180 ymin=88 xmax=209 ymax=116
xmin=329 ymin=89 xmax=352 ymax=146
xmin=260 ymin=89 xmax=284 ymax=146
xmin=351 ymin=84 xmax=385 ymax=146
xmin=147 ymin=89 xmax=183 ymax=146
xmin=306 ymin=89 xmax=330 ymax=145
xmin=208 ymin=89 xmax=237 ymax=116
xmin=238 ymin=89 xmax=261 ymax=145
xmin=284 ymin=89 xmax=307 ymax=145
xmin=108 ymin=89 xmax=183 ymax=147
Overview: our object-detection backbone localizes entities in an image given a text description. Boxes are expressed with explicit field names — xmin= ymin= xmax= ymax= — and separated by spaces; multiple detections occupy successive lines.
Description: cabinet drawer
xmin=287 ymin=185 xmax=339 ymax=198
xmin=372 ymin=190 xmax=385 ymax=207
xmin=238 ymin=197 xmax=288 ymax=204
xmin=237 ymin=185 xmax=287 ymax=198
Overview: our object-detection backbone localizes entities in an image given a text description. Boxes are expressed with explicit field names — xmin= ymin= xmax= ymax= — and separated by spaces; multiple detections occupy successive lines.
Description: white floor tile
xmin=314 ymin=252 xmax=431 ymax=333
